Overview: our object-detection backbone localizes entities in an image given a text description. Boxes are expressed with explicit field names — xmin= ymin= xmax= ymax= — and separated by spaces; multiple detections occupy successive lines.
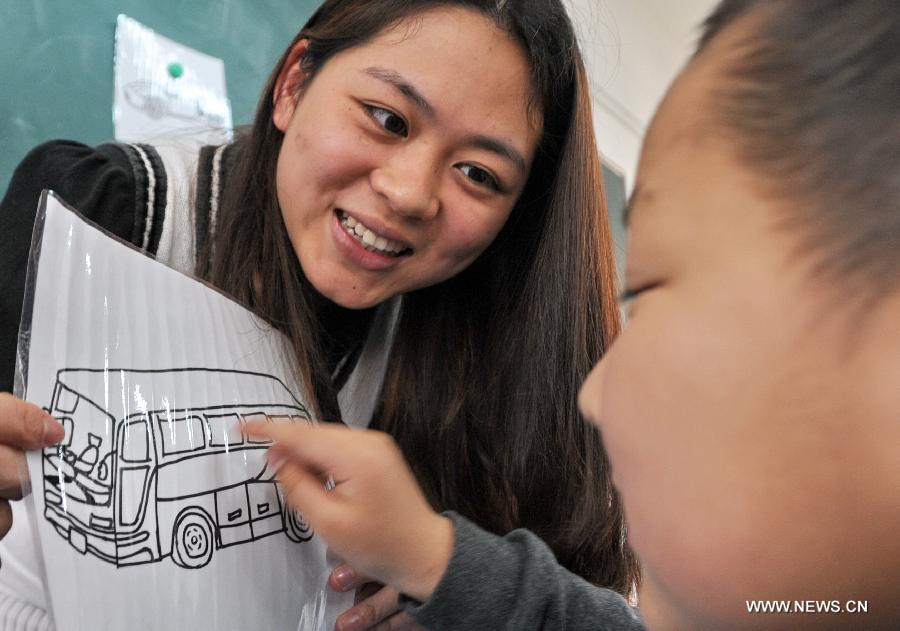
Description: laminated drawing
xmin=41 ymin=368 xmax=313 ymax=570
xmin=14 ymin=191 xmax=352 ymax=631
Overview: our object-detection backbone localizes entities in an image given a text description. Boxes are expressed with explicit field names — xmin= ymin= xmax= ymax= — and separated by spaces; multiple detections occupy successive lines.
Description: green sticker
xmin=167 ymin=62 xmax=184 ymax=79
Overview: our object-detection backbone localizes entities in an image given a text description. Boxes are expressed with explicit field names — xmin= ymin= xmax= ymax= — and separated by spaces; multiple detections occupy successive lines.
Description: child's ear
xmin=273 ymin=39 xmax=311 ymax=132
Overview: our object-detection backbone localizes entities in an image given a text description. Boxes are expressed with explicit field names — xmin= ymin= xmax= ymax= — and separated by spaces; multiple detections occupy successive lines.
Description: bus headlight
xmin=90 ymin=515 xmax=114 ymax=532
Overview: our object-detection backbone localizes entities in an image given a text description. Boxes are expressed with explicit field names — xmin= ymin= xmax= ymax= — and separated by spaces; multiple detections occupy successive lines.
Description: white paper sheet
xmin=113 ymin=15 xmax=233 ymax=146
xmin=20 ymin=192 xmax=350 ymax=630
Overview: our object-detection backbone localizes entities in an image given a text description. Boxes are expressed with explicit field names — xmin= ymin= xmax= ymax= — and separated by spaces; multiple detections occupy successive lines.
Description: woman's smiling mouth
xmin=330 ymin=209 xmax=414 ymax=274
xmin=337 ymin=210 xmax=413 ymax=257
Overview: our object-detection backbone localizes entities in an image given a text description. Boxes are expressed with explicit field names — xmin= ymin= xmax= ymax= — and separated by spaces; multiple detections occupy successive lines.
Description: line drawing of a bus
xmin=41 ymin=368 xmax=315 ymax=569
xmin=124 ymin=80 xmax=227 ymax=126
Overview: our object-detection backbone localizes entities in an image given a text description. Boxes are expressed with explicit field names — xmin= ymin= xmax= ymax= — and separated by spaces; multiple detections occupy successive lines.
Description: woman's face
xmin=579 ymin=18 xmax=900 ymax=631
xmin=273 ymin=7 xmax=541 ymax=309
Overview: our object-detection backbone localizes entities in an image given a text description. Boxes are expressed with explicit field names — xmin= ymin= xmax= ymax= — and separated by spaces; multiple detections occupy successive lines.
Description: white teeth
xmin=339 ymin=211 xmax=407 ymax=256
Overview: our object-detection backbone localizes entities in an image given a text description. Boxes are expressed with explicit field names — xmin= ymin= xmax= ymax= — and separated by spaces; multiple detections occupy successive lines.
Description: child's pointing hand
xmin=243 ymin=421 xmax=454 ymax=604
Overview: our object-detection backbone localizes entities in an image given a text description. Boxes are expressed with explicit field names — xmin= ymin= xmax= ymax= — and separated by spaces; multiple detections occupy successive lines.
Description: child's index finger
xmin=240 ymin=419 xmax=274 ymax=437
xmin=242 ymin=419 xmax=309 ymax=442
xmin=241 ymin=421 xmax=357 ymax=472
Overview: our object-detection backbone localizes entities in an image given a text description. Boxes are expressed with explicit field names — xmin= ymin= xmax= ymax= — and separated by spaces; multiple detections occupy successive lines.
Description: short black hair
xmin=700 ymin=0 xmax=900 ymax=302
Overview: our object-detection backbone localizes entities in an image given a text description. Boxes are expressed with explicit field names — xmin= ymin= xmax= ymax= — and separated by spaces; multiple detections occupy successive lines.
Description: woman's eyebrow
xmin=361 ymin=65 xmax=528 ymax=177
xmin=462 ymin=134 xmax=527 ymax=176
xmin=362 ymin=66 xmax=434 ymax=117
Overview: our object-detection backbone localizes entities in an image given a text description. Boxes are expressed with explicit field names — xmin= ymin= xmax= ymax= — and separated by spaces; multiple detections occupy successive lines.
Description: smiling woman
xmin=269 ymin=9 xmax=540 ymax=309
xmin=0 ymin=0 xmax=633 ymax=629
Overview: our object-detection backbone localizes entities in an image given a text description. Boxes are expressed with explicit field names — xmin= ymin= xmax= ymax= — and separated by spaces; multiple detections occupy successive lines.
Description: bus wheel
xmin=172 ymin=509 xmax=215 ymax=569
xmin=284 ymin=508 xmax=313 ymax=542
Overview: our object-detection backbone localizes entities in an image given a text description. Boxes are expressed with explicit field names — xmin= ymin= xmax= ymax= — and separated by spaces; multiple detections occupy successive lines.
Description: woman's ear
xmin=273 ymin=39 xmax=311 ymax=132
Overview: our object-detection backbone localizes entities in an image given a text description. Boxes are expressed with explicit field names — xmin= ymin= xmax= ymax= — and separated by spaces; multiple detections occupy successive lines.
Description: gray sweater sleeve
xmin=403 ymin=512 xmax=645 ymax=630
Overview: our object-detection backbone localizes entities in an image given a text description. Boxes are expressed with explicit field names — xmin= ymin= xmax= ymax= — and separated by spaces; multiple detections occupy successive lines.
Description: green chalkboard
xmin=0 ymin=1 xmax=319 ymax=194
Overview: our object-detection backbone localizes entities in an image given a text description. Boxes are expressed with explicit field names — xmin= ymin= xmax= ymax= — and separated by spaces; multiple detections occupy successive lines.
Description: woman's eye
xmin=366 ymin=105 xmax=408 ymax=137
xmin=457 ymin=164 xmax=500 ymax=192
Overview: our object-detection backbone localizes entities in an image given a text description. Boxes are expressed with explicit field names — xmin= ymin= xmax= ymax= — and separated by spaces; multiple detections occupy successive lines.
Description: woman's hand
xmin=0 ymin=393 xmax=66 ymax=538
xmin=330 ymin=568 xmax=425 ymax=631
xmin=243 ymin=422 xmax=454 ymax=604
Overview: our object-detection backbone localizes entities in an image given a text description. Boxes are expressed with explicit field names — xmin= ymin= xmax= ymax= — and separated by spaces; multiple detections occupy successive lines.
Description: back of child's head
xmin=700 ymin=0 xmax=900 ymax=307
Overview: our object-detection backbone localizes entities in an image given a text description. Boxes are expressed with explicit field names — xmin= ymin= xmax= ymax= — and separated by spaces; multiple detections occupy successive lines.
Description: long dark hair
xmin=208 ymin=0 xmax=638 ymax=593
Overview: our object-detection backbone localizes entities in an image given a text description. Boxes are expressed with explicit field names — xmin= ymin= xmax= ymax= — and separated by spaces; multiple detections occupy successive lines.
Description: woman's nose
xmin=370 ymin=148 xmax=440 ymax=221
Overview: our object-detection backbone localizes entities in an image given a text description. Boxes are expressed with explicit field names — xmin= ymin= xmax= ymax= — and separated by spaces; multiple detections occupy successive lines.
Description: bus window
xmin=57 ymin=416 xmax=74 ymax=448
xmin=158 ymin=414 xmax=205 ymax=456
xmin=241 ymin=413 xmax=271 ymax=444
xmin=121 ymin=420 xmax=150 ymax=463
xmin=54 ymin=385 xmax=79 ymax=414
xmin=206 ymin=413 xmax=243 ymax=448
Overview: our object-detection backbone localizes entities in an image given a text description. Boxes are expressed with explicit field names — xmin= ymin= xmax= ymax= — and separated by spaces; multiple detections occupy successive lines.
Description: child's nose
xmin=578 ymin=358 xmax=607 ymax=430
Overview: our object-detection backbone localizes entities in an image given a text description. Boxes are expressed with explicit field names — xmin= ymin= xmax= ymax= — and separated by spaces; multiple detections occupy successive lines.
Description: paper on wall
xmin=16 ymin=192 xmax=350 ymax=630
xmin=114 ymin=15 xmax=233 ymax=146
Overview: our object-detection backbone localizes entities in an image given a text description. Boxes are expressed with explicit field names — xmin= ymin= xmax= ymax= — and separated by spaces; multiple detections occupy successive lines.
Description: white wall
xmin=566 ymin=0 xmax=718 ymax=191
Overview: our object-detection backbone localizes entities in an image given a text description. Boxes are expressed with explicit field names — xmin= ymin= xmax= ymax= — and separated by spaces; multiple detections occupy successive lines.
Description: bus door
xmin=215 ymin=485 xmax=251 ymax=547
xmin=117 ymin=418 xmax=154 ymax=530
xmin=247 ymin=481 xmax=283 ymax=538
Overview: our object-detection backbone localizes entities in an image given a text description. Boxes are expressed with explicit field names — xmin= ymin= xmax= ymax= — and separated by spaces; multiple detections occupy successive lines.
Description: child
xmin=250 ymin=0 xmax=900 ymax=629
